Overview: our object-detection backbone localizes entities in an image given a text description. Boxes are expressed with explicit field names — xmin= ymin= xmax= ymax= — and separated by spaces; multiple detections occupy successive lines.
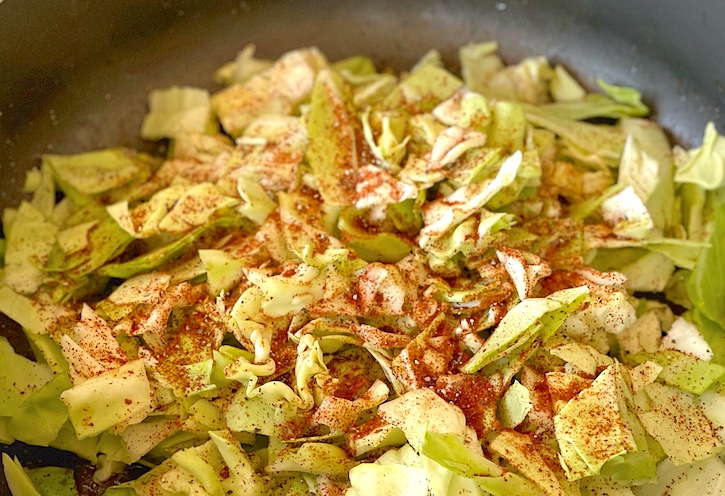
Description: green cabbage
xmin=687 ymin=200 xmax=725 ymax=329
xmin=420 ymin=431 xmax=545 ymax=496
xmin=674 ymin=122 xmax=725 ymax=190
xmin=2 ymin=454 xmax=42 ymax=496
xmin=25 ymin=466 xmax=79 ymax=496
xmin=140 ymin=86 xmax=214 ymax=140
xmin=43 ymin=148 xmax=157 ymax=203
xmin=1 ymin=42 xmax=724 ymax=496
xmin=60 ymin=359 xmax=152 ymax=439
xmin=305 ymin=69 xmax=361 ymax=206
xmin=462 ymin=286 xmax=589 ymax=373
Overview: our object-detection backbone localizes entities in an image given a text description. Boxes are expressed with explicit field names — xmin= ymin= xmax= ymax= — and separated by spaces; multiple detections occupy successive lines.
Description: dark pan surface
xmin=1 ymin=0 xmax=724 ymax=493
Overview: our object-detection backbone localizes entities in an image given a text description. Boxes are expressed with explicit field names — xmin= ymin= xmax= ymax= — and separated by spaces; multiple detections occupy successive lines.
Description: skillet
xmin=1 ymin=0 xmax=724 ymax=493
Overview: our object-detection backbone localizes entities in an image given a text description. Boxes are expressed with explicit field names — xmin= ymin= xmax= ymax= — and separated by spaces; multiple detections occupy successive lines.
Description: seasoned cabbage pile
xmin=1 ymin=43 xmax=725 ymax=496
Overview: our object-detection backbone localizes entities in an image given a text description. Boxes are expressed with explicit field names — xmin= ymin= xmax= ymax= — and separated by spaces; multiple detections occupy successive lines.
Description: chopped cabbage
xmin=1 ymin=42 xmax=724 ymax=496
